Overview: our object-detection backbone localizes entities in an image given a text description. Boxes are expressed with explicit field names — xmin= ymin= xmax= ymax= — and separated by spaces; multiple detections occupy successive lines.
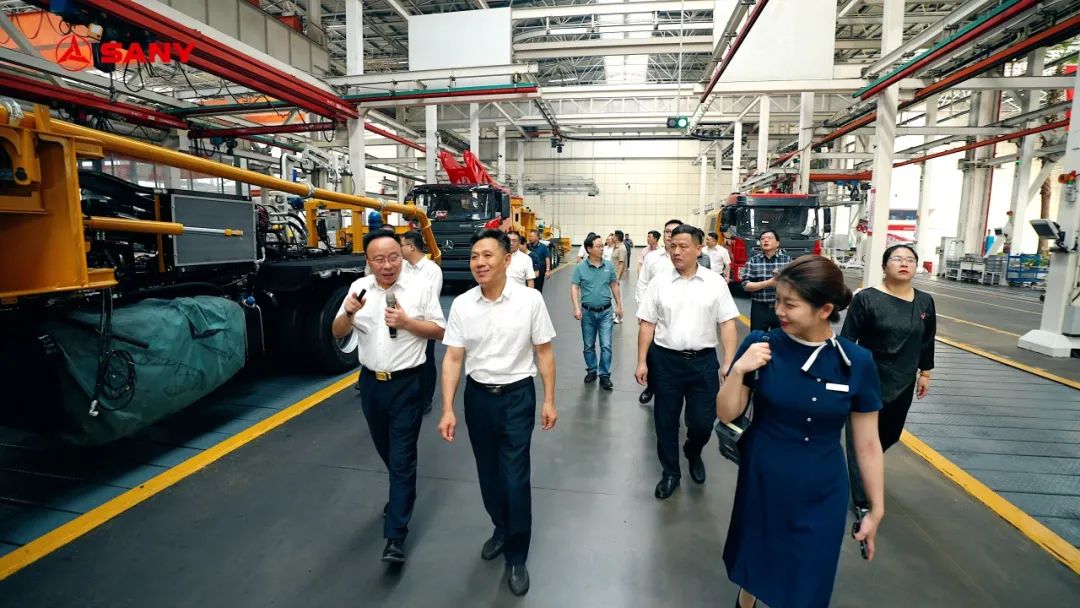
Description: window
xmin=735 ymin=206 xmax=818 ymax=240
xmin=420 ymin=191 xmax=496 ymax=221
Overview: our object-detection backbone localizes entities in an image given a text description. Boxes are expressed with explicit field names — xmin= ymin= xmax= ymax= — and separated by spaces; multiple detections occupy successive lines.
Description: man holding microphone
xmin=332 ymin=230 xmax=446 ymax=565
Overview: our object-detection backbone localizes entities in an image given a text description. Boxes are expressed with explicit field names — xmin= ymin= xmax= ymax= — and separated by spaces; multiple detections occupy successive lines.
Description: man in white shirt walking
xmin=401 ymin=230 xmax=444 ymax=415
xmin=704 ymin=231 xmax=731 ymax=282
xmin=438 ymin=229 xmax=558 ymax=596
xmin=507 ymin=231 xmax=536 ymax=288
xmin=636 ymin=224 xmax=739 ymax=499
xmin=332 ymin=231 xmax=446 ymax=564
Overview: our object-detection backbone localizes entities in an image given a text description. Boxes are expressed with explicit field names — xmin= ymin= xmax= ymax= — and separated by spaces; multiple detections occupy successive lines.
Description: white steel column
xmin=426 ymin=105 xmax=438 ymax=183
xmin=957 ymin=90 xmax=998 ymax=254
xmin=714 ymin=144 xmax=723 ymax=200
xmin=798 ymin=91 xmax=815 ymax=194
xmin=732 ymin=120 xmax=742 ymax=191
xmin=1005 ymin=49 xmax=1046 ymax=253
xmin=864 ymin=0 xmax=903 ymax=287
xmin=498 ymin=125 xmax=507 ymax=183
xmin=516 ymin=141 xmax=525 ymax=197
xmin=699 ymin=155 xmax=709 ymax=211
xmin=913 ymin=94 xmax=938 ymax=263
xmin=345 ymin=0 xmax=365 ymax=194
xmin=397 ymin=109 xmax=411 ymax=203
xmin=307 ymin=0 xmax=323 ymax=44
xmin=470 ymin=103 xmax=480 ymax=154
xmin=756 ymin=96 xmax=770 ymax=174
xmin=348 ymin=110 xmax=367 ymax=194
xmin=164 ymin=129 xmax=188 ymax=189
xmin=1019 ymin=65 xmax=1080 ymax=357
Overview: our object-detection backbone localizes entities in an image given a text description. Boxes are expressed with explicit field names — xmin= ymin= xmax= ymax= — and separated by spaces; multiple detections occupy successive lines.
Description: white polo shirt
xmin=404 ymin=255 xmax=443 ymax=300
xmin=508 ymin=250 xmax=537 ymax=286
xmin=705 ymin=245 xmax=731 ymax=277
xmin=443 ymin=281 xmax=556 ymax=384
xmin=635 ymin=248 xmax=673 ymax=304
xmin=336 ymin=272 xmax=446 ymax=372
xmin=637 ymin=265 xmax=740 ymax=351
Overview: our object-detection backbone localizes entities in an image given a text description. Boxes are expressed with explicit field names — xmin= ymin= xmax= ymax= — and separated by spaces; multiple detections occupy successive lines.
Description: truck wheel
xmin=304 ymin=284 xmax=359 ymax=374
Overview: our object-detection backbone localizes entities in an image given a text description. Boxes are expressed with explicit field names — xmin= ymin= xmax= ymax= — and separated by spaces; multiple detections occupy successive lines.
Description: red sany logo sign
xmin=55 ymin=34 xmax=195 ymax=72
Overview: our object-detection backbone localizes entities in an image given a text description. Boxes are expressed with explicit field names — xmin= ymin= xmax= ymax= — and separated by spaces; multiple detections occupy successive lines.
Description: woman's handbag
xmin=714 ymin=334 xmax=770 ymax=465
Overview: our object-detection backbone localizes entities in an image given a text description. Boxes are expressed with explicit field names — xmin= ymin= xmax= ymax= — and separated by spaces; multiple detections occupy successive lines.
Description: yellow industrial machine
xmin=0 ymin=103 xmax=439 ymax=443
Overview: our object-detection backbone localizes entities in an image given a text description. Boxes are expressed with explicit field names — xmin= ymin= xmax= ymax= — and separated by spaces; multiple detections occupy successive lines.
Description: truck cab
xmin=719 ymin=193 xmax=831 ymax=283
xmin=407 ymin=183 xmax=511 ymax=282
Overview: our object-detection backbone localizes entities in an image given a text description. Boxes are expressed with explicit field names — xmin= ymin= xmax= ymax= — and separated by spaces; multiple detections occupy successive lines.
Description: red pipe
xmin=188 ymin=122 xmax=336 ymax=138
xmin=76 ymin=0 xmax=358 ymax=121
xmin=814 ymin=13 xmax=1080 ymax=151
xmin=893 ymin=119 xmax=1067 ymax=168
xmin=363 ymin=123 xmax=426 ymax=152
xmin=859 ymin=0 xmax=1039 ymax=100
xmin=810 ymin=171 xmax=873 ymax=182
xmin=699 ymin=0 xmax=771 ymax=103
xmin=0 ymin=72 xmax=186 ymax=129
xmin=353 ymin=86 xmax=539 ymax=104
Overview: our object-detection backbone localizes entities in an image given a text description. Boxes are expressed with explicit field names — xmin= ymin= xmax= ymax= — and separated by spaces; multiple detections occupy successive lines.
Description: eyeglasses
xmin=888 ymin=256 xmax=917 ymax=265
xmin=369 ymin=254 xmax=401 ymax=265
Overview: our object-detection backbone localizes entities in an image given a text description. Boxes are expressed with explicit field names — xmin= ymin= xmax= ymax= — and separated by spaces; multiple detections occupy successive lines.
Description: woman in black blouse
xmin=841 ymin=244 xmax=935 ymax=507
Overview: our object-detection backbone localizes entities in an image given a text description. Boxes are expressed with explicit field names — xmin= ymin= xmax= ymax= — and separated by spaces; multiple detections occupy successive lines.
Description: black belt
xmin=654 ymin=344 xmax=714 ymax=360
xmin=466 ymin=376 xmax=532 ymax=395
xmin=581 ymin=302 xmax=611 ymax=312
xmin=361 ymin=364 xmax=423 ymax=382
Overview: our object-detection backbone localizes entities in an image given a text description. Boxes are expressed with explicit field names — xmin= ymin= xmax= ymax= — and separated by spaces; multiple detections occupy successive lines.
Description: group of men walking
xmin=333 ymin=220 xmax=793 ymax=596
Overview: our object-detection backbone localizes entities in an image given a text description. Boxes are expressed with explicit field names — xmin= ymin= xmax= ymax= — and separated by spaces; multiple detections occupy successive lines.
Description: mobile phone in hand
xmin=852 ymin=508 xmax=870 ymax=560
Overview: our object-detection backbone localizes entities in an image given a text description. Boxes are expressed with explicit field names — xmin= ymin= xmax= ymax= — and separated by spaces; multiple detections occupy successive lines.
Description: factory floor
xmin=1 ymin=261 xmax=1078 ymax=606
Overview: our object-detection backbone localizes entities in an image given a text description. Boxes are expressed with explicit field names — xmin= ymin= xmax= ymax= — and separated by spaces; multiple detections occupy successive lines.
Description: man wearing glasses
xmin=332 ymin=230 xmax=447 ymax=565
xmin=741 ymin=230 xmax=792 ymax=331
xmin=634 ymin=219 xmax=682 ymax=404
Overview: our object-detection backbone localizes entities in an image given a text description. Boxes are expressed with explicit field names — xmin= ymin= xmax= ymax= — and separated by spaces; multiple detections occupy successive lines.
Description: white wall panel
xmin=719 ymin=0 xmax=835 ymax=83
xmin=409 ymin=9 xmax=512 ymax=87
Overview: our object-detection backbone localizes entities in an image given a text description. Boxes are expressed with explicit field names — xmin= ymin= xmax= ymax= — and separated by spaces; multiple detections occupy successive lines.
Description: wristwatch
xmin=918 ymin=370 xmax=931 ymax=378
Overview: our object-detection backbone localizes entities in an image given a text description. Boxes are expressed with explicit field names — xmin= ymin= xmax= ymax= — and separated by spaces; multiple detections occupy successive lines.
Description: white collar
xmin=476 ymin=281 xmax=513 ymax=304
xmin=794 ymin=332 xmax=852 ymax=372
xmin=667 ymin=264 xmax=708 ymax=282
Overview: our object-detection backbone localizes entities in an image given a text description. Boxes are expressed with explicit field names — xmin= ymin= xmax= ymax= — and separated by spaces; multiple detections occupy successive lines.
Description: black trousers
xmin=357 ymin=368 xmax=424 ymax=541
xmin=749 ymin=299 xmax=780 ymax=332
xmin=846 ymin=382 xmax=916 ymax=508
xmin=464 ymin=378 xmax=536 ymax=566
xmin=652 ymin=346 xmax=720 ymax=481
xmin=534 ymin=271 xmax=546 ymax=293
xmin=421 ymin=339 xmax=437 ymax=405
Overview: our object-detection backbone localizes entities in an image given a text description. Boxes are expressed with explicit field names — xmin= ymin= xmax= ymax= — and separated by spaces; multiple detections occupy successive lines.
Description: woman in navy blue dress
xmin=716 ymin=256 xmax=885 ymax=608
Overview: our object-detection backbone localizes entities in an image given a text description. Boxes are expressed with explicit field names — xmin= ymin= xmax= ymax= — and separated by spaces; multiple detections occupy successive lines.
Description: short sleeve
xmin=571 ymin=264 xmax=583 ymax=286
xmin=728 ymin=331 xmax=767 ymax=388
xmin=851 ymin=356 xmax=883 ymax=413
xmin=714 ymin=279 xmax=740 ymax=324
xmin=637 ymin=278 xmax=660 ymax=324
xmin=840 ymin=290 xmax=867 ymax=343
xmin=526 ymin=263 xmax=537 ymax=280
xmin=530 ymin=296 xmax=557 ymax=345
xmin=419 ymin=284 xmax=446 ymax=328
xmin=442 ymin=300 xmax=466 ymax=348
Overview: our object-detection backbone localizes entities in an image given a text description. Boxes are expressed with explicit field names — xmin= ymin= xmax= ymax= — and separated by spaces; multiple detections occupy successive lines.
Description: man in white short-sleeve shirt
xmin=401 ymin=230 xmax=444 ymax=414
xmin=331 ymin=230 xmax=446 ymax=565
xmin=635 ymin=224 xmax=739 ymax=500
xmin=507 ymin=231 xmax=536 ymax=288
xmin=438 ymin=229 xmax=556 ymax=597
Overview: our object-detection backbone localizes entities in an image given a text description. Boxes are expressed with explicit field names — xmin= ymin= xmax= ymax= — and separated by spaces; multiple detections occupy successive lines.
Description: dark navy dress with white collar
xmin=723 ymin=329 xmax=882 ymax=608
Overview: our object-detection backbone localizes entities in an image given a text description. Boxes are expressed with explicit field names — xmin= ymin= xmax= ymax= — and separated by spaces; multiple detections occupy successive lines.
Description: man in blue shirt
xmin=526 ymin=229 xmax=551 ymax=293
xmin=742 ymin=229 xmax=792 ymax=331
xmin=571 ymin=234 xmax=623 ymax=390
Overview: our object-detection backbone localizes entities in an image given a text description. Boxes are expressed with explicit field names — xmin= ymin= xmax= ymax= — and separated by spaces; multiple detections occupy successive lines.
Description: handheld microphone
xmin=385 ymin=293 xmax=398 ymax=338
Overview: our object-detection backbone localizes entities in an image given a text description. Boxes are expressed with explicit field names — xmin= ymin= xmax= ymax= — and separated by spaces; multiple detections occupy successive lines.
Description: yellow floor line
xmin=936 ymin=314 xmax=1022 ymax=338
xmin=935 ymin=335 xmax=1080 ymax=391
xmin=0 ymin=374 xmax=357 ymax=581
xmin=732 ymin=314 xmax=1080 ymax=574
xmin=900 ymin=431 xmax=1080 ymax=576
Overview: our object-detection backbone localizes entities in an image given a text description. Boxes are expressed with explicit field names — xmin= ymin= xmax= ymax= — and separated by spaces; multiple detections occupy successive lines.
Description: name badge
xmin=826 ymin=383 xmax=849 ymax=393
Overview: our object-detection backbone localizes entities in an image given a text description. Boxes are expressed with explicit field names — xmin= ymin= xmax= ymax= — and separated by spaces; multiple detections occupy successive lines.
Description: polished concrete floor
xmin=1 ymin=264 xmax=1077 ymax=607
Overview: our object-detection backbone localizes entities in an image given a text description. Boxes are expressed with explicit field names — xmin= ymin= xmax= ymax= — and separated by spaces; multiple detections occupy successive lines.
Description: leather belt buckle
xmin=488 ymin=384 xmax=504 ymax=395
xmin=679 ymin=351 xmax=696 ymax=359
xmin=375 ymin=370 xmax=391 ymax=381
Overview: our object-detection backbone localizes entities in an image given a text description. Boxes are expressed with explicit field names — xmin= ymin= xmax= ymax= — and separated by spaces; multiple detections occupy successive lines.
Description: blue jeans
xmin=581 ymin=306 xmax=613 ymax=377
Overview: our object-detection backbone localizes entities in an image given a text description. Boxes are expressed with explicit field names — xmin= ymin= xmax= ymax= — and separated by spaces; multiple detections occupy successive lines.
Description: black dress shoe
xmin=381 ymin=539 xmax=405 ymax=564
xmin=654 ymin=476 xmax=679 ymax=499
xmin=481 ymin=535 xmax=505 ymax=561
xmin=599 ymin=376 xmax=613 ymax=390
xmin=687 ymin=451 xmax=706 ymax=484
xmin=507 ymin=564 xmax=530 ymax=596
xmin=638 ymin=389 xmax=653 ymax=404
xmin=584 ymin=371 xmax=598 ymax=383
